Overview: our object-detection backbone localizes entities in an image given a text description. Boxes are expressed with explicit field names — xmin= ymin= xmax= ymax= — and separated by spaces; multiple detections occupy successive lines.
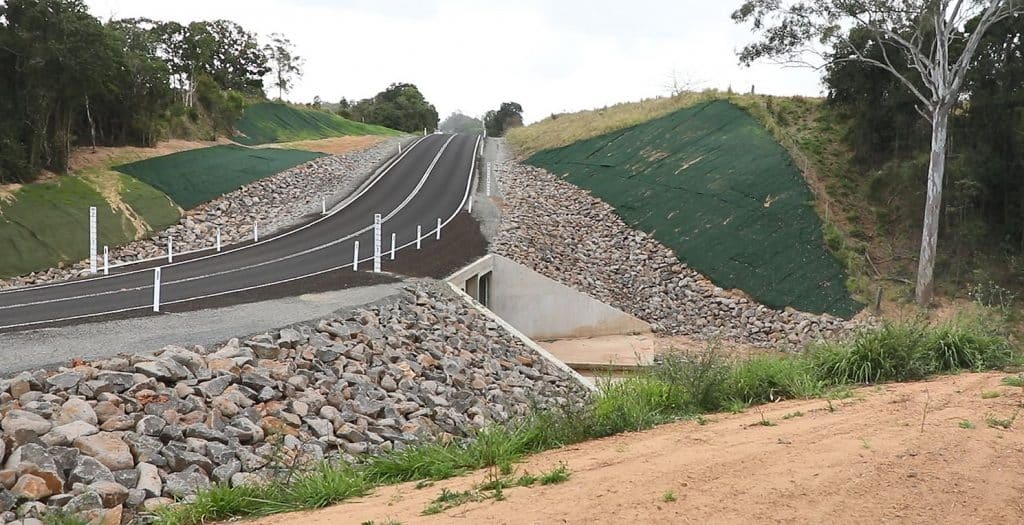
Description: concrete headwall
xmin=447 ymin=254 xmax=651 ymax=340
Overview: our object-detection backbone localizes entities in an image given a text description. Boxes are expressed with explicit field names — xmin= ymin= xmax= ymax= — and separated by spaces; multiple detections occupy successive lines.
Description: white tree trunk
xmin=915 ymin=108 xmax=950 ymax=305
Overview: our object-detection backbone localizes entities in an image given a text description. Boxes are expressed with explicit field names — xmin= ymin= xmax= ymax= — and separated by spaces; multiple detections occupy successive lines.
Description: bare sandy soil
xmin=260 ymin=136 xmax=388 ymax=155
xmin=248 ymin=372 xmax=1024 ymax=525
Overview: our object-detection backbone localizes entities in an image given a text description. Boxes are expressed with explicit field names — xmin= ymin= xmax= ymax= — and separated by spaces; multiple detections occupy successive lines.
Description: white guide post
xmin=89 ymin=206 xmax=97 ymax=274
xmin=253 ymin=221 xmax=259 ymax=242
xmin=152 ymin=267 xmax=161 ymax=312
xmin=390 ymin=233 xmax=396 ymax=260
xmin=435 ymin=218 xmax=441 ymax=240
xmin=486 ymin=164 xmax=492 ymax=196
xmin=352 ymin=241 xmax=359 ymax=271
xmin=167 ymin=237 xmax=173 ymax=263
xmin=468 ymin=195 xmax=473 ymax=213
xmin=398 ymin=142 xmax=402 ymax=155
xmin=373 ymin=214 xmax=382 ymax=273
xmin=215 ymin=227 xmax=222 ymax=252
xmin=416 ymin=226 xmax=422 ymax=249
xmin=103 ymin=246 xmax=109 ymax=276
xmin=322 ymin=196 xmax=327 ymax=215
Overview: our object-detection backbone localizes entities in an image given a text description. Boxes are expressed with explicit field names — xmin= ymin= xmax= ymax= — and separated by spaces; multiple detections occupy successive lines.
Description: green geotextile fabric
xmin=527 ymin=100 xmax=862 ymax=317
xmin=116 ymin=145 xmax=323 ymax=209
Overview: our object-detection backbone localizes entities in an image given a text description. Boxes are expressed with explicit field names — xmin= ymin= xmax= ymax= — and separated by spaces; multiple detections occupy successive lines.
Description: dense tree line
xmin=484 ymin=102 xmax=524 ymax=137
xmin=337 ymin=83 xmax=438 ymax=133
xmin=439 ymin=112 xmax=484 ymax=135
xmin=824 ymin=10 xmax=1024 ymax=257
xmin=0 ymin=0 xmax=300 ymax=183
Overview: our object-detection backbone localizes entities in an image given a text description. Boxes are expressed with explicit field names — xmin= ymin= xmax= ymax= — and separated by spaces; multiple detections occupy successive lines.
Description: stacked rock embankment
xmin=0 ymin=285 xmax=589 ymax=524
xmin=1 ymin=138 xmax=403 ymax=290
xmin=492 ymin=158 xmax=856 ymax=347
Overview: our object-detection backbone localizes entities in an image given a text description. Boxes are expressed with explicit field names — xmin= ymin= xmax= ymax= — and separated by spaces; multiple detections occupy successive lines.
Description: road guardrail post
xmin=373 ymin=214 xmax=382 ymax=273
xmin=89 ymin=206 xmax=97 ymax=274
xmin=153 ymin=267 xmax=161 ymax=312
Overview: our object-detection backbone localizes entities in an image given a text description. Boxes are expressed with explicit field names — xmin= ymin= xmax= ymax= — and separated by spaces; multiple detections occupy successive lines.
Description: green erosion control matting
xmin=234 ymin=102 xmax=400 ymax=146
xmin=0 ymin=177 xmax=160 ymax=278
xmin=527 ymin=100 xmax=862 ymax=317
xmin=115 ymin=145 xmax=324 ymax=209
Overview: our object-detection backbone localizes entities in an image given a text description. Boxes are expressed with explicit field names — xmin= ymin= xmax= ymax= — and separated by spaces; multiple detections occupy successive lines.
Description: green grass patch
xmin=234 ymin=103 xmax=400 ymax=146
xmin=0 ymin=177 xmax=139 ymax=278
xmin=156 ymin=318 xmax=1016 ymax=525
xmin=526 ymin=100 xmax=861 ymax=317
xmin=115 ymin=145 xmax=324 ymax=209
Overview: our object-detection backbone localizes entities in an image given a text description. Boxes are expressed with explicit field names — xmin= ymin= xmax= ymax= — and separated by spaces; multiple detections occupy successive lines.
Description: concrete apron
xmin=447 ymin=254 xmax=656 ymax=389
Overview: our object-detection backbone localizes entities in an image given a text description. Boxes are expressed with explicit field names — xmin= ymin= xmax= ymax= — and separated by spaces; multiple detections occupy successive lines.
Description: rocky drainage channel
xmin=0 ymin=137 xmax=407 ymax=291
xmin=0 ymin=283 xmax=590 ymax=524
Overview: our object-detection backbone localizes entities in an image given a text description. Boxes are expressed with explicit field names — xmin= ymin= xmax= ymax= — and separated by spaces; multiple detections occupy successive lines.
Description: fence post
xmin=103 ymin=246 xmax=109 ymax=276
xmin=352 ymin=241 xmax=359 ymax=271
xmin=435 ymin=218 xmax=441 ymax=240
xmin=152 ymin=267 xmax=161 ymax=312
xmin=416 ymin=226 xmax=422 ymax=249
xmin=89 ymin=206 xmax=97 ymax=274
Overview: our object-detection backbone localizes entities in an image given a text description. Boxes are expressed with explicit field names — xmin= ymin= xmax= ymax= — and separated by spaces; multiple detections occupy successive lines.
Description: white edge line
xmin=0 ymin=135 xmax=431 ymax=297
xmin=0 ymin=135 xmax=476 ymax=329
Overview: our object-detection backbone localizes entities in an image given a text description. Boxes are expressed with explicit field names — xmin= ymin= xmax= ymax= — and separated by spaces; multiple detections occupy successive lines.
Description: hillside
xmin=233 ymin=102 xmax=401 ymax=145
xmin=519 ymin=98 xmax=861 ymax=317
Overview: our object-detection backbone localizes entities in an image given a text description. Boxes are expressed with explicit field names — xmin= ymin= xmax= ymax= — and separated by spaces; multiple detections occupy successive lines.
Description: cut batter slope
xmin=248 ymin=372 xmax=1024 ymax=525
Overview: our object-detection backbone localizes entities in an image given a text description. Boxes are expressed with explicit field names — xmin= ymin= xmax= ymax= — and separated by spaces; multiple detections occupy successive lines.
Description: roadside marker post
xmin=398 ymin=143 xmax=402 ymax=155
xmin=103 ymin=246 xmax=109 ymax=276
xmin=253 ymin=221 xmax=259 ymax=242
xmin=322 ymin=196 xmax=327 ymax=215
xmin=390 ymin=233 xmax=396 ymax=260
xmin=416 ymin=226 xmax=422 ymax=249
xmin=89 ymin=207 xmax=97 ymax=274
xmin=468 ymin=195 xmax=473 ymax=213
xmin=352 ymin=241 xmax=359 ymax=271
xmin=373 ymin=214 xmax=382 ymax=273
xmin=152 ymin=267 xmax=161 ymax=312
xmin=216 ymin=228 xmax=222 ymax=252
xmin=486 ymin=164 xmax=492 ymax=196
xmin=167 ymin=238 xmax=173 ymax=263
xmin=435 ymin=218 xmax=441 ymax=240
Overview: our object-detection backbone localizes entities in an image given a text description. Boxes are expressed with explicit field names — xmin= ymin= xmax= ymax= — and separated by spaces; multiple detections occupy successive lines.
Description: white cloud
xmin=85 ymin=0 xmax=824 ymax=123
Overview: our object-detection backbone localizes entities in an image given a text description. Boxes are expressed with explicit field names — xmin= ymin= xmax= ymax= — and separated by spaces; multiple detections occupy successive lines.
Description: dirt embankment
xmin=248 ymin=372 xmax=1024 ymax=525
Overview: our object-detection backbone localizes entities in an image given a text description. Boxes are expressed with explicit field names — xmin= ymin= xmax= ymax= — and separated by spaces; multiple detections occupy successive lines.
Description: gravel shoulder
xmin=248 ymin=372 xmax=1024 ymax=525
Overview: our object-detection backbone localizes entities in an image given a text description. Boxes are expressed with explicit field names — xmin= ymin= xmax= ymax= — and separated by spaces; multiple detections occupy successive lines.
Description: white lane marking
xmin=0 ymin=135 xmax=431 ymax=297
xmin=0 ymin=135 xmax=478 ymax=331
xmin=0 ymin=136 xmax=459 ymax=313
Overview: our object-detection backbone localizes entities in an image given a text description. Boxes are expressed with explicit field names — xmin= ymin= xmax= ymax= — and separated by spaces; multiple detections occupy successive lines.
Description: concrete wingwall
xmin=447 ymin=254 xmax=651 ymax=341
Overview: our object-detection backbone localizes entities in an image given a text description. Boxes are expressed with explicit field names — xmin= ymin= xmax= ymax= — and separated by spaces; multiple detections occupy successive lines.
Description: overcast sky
xmin=84 ymin=0 xmax=824 ymax=123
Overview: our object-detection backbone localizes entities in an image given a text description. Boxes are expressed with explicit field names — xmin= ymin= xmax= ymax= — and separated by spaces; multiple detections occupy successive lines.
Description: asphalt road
xmin=0 ymin=133 xmax=480 ymax=331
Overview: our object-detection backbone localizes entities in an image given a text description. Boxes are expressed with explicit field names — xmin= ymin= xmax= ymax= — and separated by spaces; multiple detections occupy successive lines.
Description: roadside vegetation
xmin=234 ymin=103 xmax=400 ymax=146
xmin=155 ymin=310 xmax=1018 ymax=525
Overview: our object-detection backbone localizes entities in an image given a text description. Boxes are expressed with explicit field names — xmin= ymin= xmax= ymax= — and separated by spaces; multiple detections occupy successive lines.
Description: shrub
xmin=726 ymin=354 xmax=823 ymax=404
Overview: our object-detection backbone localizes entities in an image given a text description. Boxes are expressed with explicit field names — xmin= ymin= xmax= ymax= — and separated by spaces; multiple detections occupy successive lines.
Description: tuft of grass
xmin=1002 ymin=375 xmax=1024 ymax=388
xmin=422 ymin=488 xmax=479 ymax=516
xmin=986 ymin=411 xmax=1019 ymax=429
xmin=782 ymin=411 xmax=805 ymax=420
xmin=981 ymin=390 xmax=1002 ymax=399
xmin=662 ymin=490 xmax=677 ymax=502
xmin=959 ymin=420 xmax=976 ymax=429
xmin=538 ymin=463 xmax=571 ymax=486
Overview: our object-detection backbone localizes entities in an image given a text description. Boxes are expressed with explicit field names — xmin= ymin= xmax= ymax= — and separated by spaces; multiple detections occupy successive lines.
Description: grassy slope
xmin=526 ymin=100 xmax=861 ymax=317
xmin=114 ymin=145 xmax=324 ymax=209
xmin=508 ymin=91 xmax=904 ymax=305
xmin=0 ymin=172 xmax=179 ymax=278
xmin=234 ymin=103 xmax=400 ymax=146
